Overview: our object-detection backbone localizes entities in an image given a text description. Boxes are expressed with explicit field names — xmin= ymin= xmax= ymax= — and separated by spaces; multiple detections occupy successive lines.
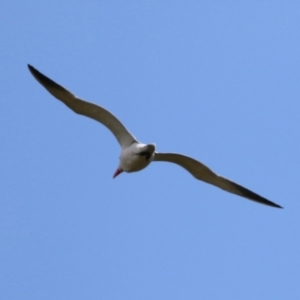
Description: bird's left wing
xmin=28 ymin=64 xmax=138 ymax=148
xmin=153 ymin=152 xmax=282 ymax=208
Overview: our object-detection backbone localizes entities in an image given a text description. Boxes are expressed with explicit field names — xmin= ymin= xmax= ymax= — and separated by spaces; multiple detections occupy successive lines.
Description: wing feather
xmin=153 ymin=152 xmax=282 ymax=208
xmin=28 ymin=64 xmax=137 ymax=148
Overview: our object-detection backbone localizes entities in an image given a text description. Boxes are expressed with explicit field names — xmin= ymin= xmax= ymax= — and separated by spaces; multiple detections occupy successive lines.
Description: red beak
xmin=113 ymin=168 xmax=123 ymax=178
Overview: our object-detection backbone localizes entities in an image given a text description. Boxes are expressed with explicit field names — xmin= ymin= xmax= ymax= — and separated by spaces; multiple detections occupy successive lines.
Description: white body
xmin=120 ymin=143 xmax=155 ymax=172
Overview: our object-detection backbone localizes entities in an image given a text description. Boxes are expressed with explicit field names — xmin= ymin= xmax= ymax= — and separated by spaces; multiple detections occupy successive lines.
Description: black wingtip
xmin=27 ymin=64 xmax=39 ymax=78
xmin=260 ymin=201 xmax=283 ymax=209
xmin=261 ymin=199 xmax=283 ymax=209
xmin=236 ymin=185 xmax=283 ymax=208
xmin=27 ymin=64 xmax=34 ymax=72
xmin=27 ymin=64 xmax=60 ymax=91
xmin=271 ymin=203 xmax=283 ymax=209
xmin=28 ymin=64 xmax=39 ymax=77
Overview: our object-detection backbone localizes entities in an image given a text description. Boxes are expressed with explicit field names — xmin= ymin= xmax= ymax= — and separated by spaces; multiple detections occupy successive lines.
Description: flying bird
xmin=28 ymin=64 xmax=282 ymax=208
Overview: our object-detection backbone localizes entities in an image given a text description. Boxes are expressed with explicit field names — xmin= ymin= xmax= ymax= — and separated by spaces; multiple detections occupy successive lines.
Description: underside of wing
xmin=153 ymin=152 xmax=282 ymax=208
xmin=28 ymin=64 xmax=137 ymax=148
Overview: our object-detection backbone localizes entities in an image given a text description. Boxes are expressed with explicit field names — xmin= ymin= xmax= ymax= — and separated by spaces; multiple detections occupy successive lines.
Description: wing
xmin=28 ymin=64 xmax=138 ymax=148
xmin=153 ymin=152 xmax=282 ymax=208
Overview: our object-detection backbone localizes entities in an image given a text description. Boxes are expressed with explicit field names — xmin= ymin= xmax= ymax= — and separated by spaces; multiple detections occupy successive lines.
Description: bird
xmin=27 ymin=64 xmax=282 ymax=209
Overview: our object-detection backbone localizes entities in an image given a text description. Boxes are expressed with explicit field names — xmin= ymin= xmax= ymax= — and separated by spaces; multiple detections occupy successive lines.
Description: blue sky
xmin=1 ymin=2 xmax=300 ymax=299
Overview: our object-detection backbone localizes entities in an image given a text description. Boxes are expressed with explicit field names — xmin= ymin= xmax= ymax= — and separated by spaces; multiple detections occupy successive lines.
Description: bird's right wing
xmin=28 ymin=64 xmax=138 ymax=148
xmin=153 ymin=152 xmax=282 ymax=208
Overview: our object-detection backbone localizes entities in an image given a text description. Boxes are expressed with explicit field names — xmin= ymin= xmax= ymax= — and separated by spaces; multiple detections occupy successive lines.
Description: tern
xmin=28 ymin=64 xmax=282 ymax=208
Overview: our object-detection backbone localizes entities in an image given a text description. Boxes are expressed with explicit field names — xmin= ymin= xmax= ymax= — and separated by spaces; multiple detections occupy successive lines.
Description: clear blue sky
xmin=1 ymin=2 xmax=300 ymax=299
